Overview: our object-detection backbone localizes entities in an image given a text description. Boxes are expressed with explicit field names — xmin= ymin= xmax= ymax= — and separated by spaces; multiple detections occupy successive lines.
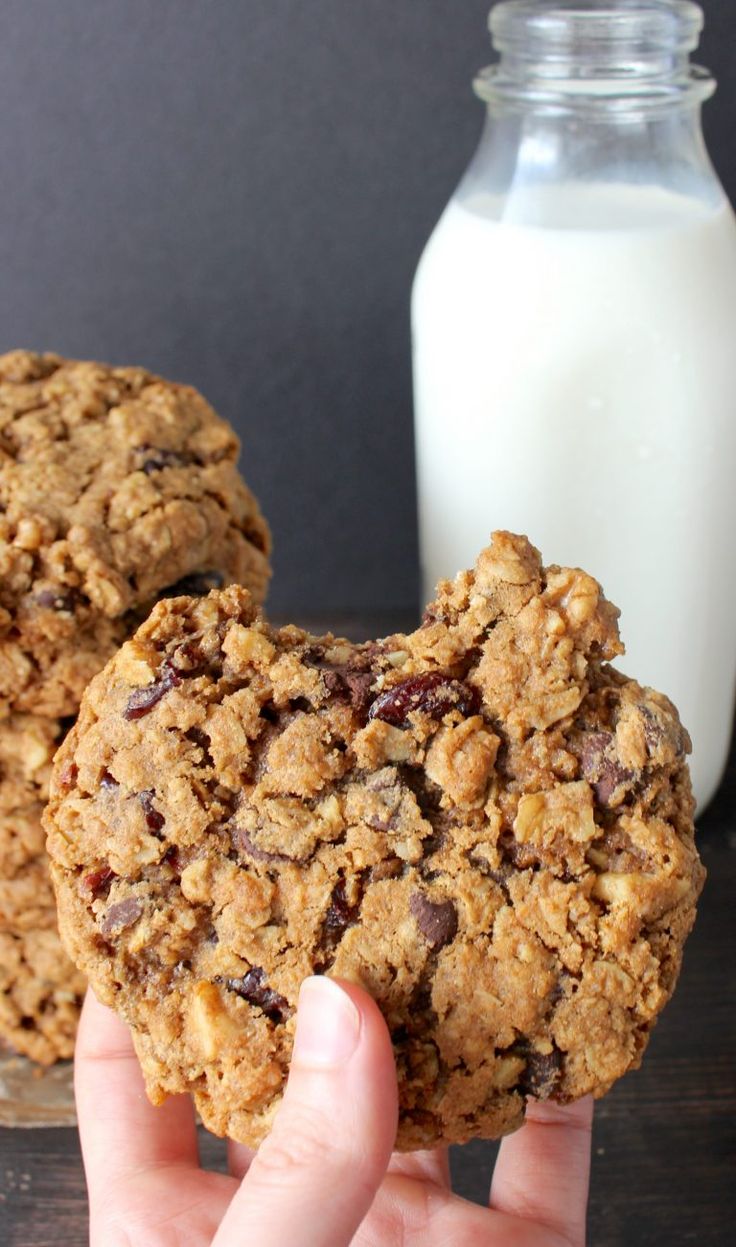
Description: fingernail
xmin=292 ymin=977 xmax=361 ymax=1070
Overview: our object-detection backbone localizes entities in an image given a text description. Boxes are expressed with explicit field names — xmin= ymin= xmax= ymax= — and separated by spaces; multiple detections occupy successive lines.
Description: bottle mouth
xmin=477 ymin=0 xmax=714 ymax=113
xmin=490 ymin=0 xmax=703 ymax=56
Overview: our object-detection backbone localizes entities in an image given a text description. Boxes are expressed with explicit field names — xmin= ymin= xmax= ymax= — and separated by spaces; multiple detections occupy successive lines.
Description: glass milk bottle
xmin=412 ymin=0 xmax=736 ymax=812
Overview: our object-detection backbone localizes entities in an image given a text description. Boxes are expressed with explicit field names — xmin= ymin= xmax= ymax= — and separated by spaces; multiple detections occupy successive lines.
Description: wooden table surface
xmin=1 ymin=618 xmax=733 ymax=1246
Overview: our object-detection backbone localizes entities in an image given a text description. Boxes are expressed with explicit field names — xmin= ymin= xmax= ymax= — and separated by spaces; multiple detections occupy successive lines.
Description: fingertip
xmin=221 ymin=976 xmax=399 ymax=1247
xmin=290 ymin=975 xmax=398 ymax=1116
xmin=329 ymin=976 xmax=400 ymax=1138
xmin=292 ymin=976 xmax=362 ymax=1069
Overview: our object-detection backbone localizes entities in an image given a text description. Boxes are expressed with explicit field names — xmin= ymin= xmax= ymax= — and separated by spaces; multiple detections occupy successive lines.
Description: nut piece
xmin=474 ymin=532 xmax=541 ymax=587
xmin=351 ymin=720 xmax=419 ymax=768
xmin=188 ymin=981 xmax=240 ymax=1059
xmin=425 ymin=716 xmax=499 ymax=807
xmin=514 ymin=782 xmax=597 ymax=848
xmin=222 ymin=623 xmax=276 ymax=671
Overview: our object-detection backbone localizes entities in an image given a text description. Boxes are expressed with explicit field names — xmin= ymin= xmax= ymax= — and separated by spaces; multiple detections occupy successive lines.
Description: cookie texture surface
xmin=0 ymin=350 xmax=271 ymax=718
xmin=45 ymin=533 xmax=704 ymax=1149
xmin=0 ymin=715 xmax=85 ymax=1062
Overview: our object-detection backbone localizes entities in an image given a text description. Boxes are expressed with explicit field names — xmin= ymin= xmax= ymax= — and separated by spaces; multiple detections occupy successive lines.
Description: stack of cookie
xmin=0 ymin=350 xmax=271 ymax=1064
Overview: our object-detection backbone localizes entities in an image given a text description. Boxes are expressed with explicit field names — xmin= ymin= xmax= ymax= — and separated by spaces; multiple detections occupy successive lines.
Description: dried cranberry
xmin=139 ymin=790 xmax=165 ymax=832
xmin=58 ymin=761 xmax=78 ymax=789
xmin=163 ymin=845 xmax=180 ymax=872
xmin=368 ymin=672 xmax=479 ymax=727
xmin=124 ymin=660 xmax=181 ymax=720
xmin=220 ymin=967 xmax=290 ymax=1024
xmin=82 ymin=866 xmax=115 ymax=899
xmin=322 ymin=878 xmax=362 ymax=950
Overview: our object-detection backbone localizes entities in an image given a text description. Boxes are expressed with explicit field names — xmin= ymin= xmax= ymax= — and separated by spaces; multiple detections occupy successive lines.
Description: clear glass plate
xmin=0 ymin=1052 xmax=75 ymax=1127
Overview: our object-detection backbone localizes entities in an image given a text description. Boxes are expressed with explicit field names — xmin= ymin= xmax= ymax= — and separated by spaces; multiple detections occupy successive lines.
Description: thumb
xmin=214 ymin=976 xmax=399 ymax=1247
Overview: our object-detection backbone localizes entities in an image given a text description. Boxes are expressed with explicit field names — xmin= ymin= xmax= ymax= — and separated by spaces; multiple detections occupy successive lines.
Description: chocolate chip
xmin=410 ymin=892 xmax=458 ymax=950
xmin=82 ymin=866 xmax=115 ymax=899
xmin=369 ymin=673 xmax=480 ymax=728
xmin=579 ymin=731 xmax=635 ymax=807
xmin=420 ymin=814 xmax=449 ymax=861
xmin=100 ymin=897 xmax=143 ymax=935
xmin=640 ymin=702 xmax=688 ymax=760
xmin=139 ymin=790 xmax=165 ymax=832
xmin=397 ymin=763 xmax=443 ymax=815
xmin=236 ymin=828 xmax=291 ymax=864
xmin=185 ymin=726 xmax=215 ymax=767
xmin=468 ymin=851 xmax=512 ymax=890
xmin=220 ymin=967 xmax=290 ymax=1024
xmin=158 ymin=570 xmax=225 ymax=600
xmin=124 ymin=660 xmax=181 ymax=720
xmin=498 ymin=832 xmax=539 ymax=872
xmin=513 ymin=1040 xmax=563 ymax=1098
xmin=325 ymin=668 xmax=375 ymax=720
xmin=302 ymin=651 xmax=376 ymax=723
xmin=592 ymin=828 xmax=647 ymax=873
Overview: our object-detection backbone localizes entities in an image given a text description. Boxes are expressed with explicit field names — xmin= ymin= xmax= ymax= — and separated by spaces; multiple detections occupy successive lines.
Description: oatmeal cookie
xmin=0 ymin=714 xmax=85 ymax=1062
xmin=45 ymin=533 xmax=704 ymax=1149
xmin=0 ymin=350 xmax=271 ymax=718
xmin=0 ymin=713 xmax=59 ymax=877
xmin=0 ymin=927 xmax=85 ymax=1065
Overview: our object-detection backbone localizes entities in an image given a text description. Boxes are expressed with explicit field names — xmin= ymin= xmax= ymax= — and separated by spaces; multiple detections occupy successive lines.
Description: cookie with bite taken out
xmin=45 ymin=532 xmax=704 ymax=1150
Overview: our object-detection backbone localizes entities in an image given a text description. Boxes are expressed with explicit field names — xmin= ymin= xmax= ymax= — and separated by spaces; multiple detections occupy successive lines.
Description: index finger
xmin=74 ymin=988 xmax=200 ymax=1199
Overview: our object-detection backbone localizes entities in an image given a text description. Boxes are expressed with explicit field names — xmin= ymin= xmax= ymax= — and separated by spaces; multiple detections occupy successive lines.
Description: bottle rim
xmin=489 ymin=1 xmax=704 ymax=53
xmin=478 ymin=0 xmax=713 ymax=114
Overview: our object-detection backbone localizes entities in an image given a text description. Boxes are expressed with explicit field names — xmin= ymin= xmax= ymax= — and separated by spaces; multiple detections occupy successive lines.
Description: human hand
xmin=75 ymin=977 xmax=592 ymax=1246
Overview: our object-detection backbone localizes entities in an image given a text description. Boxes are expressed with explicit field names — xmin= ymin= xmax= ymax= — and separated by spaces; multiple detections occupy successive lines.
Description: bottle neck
xmin=477 ymin=0 xmax=714 ymax=120
xmin=457 ymin=2 xmax=724 ymax=224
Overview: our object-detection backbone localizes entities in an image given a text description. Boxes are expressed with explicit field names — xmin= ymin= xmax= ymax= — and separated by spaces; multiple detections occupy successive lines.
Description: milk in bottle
xmin=412 ymin=2 xmax=736 ymax=810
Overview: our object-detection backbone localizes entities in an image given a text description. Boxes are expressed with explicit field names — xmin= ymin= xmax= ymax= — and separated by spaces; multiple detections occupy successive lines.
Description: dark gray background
xmin=1 ymin=0 xmax=734 ymax=617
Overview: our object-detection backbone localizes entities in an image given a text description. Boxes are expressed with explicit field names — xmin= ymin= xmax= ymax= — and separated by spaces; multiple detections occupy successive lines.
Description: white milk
xmin=412 ymin=183 xmax=736 ymax=810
